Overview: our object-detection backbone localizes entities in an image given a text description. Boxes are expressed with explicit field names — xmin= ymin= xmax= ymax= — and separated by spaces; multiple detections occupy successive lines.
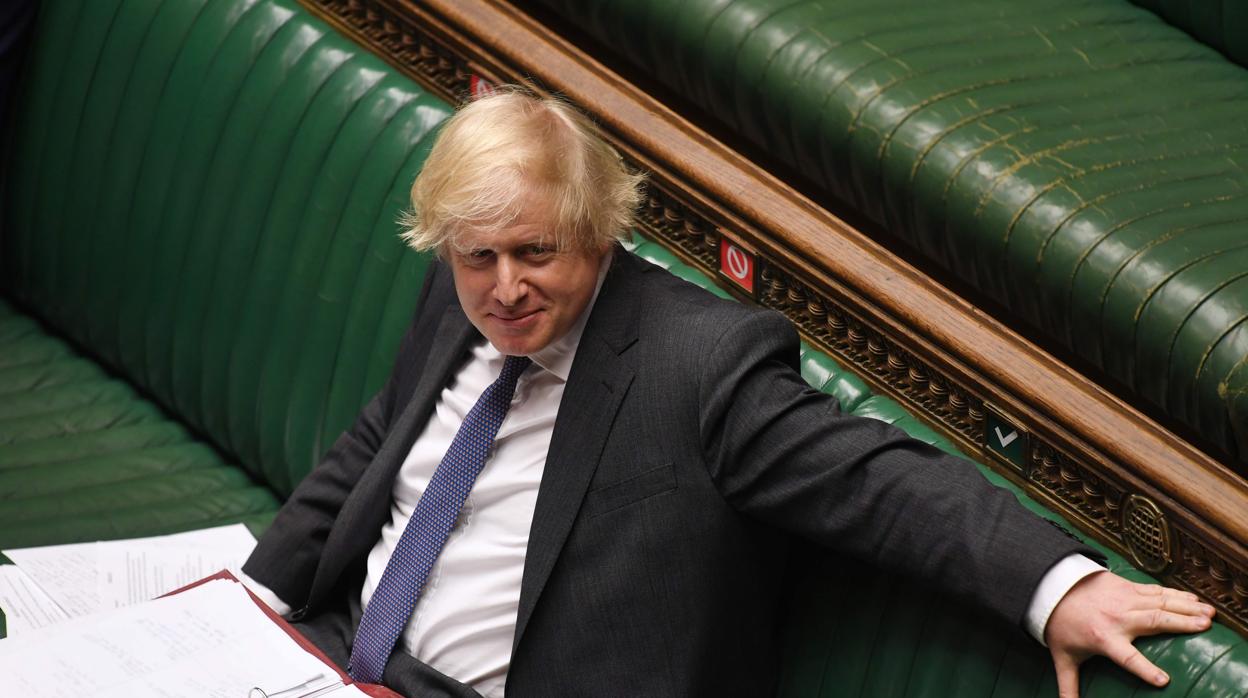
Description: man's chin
xmin=486 ymin=333 xmax=547 ymax=357
xmin=472 ymin=313 xmax=549 ymax=356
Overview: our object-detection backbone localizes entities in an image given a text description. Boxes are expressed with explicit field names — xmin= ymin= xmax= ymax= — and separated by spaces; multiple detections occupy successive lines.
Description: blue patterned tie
xmin=348 ymin=354 xmax=531 ymax=684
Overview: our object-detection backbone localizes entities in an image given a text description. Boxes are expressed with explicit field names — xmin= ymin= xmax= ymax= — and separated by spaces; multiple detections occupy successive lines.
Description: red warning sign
xmin=470 ymin=75 xmax=496 ymax=100
xmin=719 ymin=236 xmax=755 ymax=296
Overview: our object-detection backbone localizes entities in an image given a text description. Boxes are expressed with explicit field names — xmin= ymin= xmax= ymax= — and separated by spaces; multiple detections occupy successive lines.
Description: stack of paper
xmin=0 ymin=578 xmax=368 ymax=697
xmin=0 ymin=524 xmax=258 ymax=635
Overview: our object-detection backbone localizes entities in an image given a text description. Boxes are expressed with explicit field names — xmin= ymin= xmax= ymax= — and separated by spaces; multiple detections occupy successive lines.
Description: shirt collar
xmin=526 ymin=247 xmax=613 ymax=382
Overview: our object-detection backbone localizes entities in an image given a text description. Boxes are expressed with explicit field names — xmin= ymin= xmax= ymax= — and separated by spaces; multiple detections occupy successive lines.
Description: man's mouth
xmin=491 ymin=309 xmax=541 ymax=328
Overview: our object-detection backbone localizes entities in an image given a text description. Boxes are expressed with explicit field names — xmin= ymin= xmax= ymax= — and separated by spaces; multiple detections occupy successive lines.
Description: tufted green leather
xmin=778 ymin=544 xmax=1248 ymax=697
xmin=2 ymin=0 xmax=1245 ymax=693
xmin=530 ymin=0 xmax=1248 ymax=467
xmin=1127 ymin=0 xmax=1248 ymax=68
xmin=3 ymin=0 xmax=452 ymax=496
xmin=0 ymin=299 xmax=280 ymax=547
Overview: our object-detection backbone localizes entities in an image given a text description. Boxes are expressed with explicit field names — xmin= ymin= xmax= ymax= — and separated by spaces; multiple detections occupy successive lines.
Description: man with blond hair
xmin=242 ymin=88 xmax=1214 ymax=698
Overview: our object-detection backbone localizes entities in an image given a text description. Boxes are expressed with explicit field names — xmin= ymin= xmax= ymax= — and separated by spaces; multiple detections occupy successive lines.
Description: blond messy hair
xmin=399 ymin=87 xmax=645 ymax=255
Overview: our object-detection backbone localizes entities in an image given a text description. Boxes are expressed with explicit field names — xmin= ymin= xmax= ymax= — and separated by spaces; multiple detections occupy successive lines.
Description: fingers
xmin=1148 ymin=585 xmax=1200 ymax=605
xmin=1153 ymin=589 xmax=1213 ymax=621
xmin=1110 ymin=640 xmax=1169 ymax=688
xmin=1053 ymin=652 xmax=1082 ymax=698
xmin=1153 ymin=608 xmax=1208 ymax=633
xmin=1158 ymin=591 xmax=1216 ymax=619
xmin=1131 ymin=583 xmax=1168 ymax=597
xmin=1133 ymin=583 xmax=1199 ymax=605
xmin=1125 ymin=584 xmax=1216 ymax=636
xmin=1129 ymin=608 xmax=1213 ymax=635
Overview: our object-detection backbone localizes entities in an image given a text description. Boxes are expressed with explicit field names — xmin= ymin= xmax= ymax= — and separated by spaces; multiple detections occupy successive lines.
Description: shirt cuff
xmin=1025 ymin=553 xmax=1106 ymax=646
xmin=235 ymin=569 xmax=294 ymax=617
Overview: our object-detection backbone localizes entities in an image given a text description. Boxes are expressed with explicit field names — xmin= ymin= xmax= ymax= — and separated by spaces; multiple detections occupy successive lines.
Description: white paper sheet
xmin=0 ymin=579 xmax=361 ymax=698
xmin=3 ymin=541 xmax=99 ymax=617
xmin=4 ymin=523 xmax=258 ymax=616
xmin=0 ymin=564 xmax=70 ymax=635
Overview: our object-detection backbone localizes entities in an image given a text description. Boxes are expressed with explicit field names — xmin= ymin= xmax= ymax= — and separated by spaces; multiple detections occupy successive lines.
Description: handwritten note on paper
xmin=0 ymin=564 xmax=70 ymax=634
xmin=0 ymin=579 xmax=355 ymax=698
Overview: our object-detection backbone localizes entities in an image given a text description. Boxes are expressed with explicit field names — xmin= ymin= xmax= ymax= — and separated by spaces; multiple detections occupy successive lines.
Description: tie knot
xmin=499 ymin=355 xmax=531 ymax=386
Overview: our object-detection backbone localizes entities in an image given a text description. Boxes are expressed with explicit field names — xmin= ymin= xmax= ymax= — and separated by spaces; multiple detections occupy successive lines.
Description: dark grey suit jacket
xmin=244 ymin=249 xmax=1091 ymax=696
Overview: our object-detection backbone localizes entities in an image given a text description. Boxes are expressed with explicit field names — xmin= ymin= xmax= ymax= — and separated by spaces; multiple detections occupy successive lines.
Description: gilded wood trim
xmin=297 ymin=0 xmax=1248 ymax=636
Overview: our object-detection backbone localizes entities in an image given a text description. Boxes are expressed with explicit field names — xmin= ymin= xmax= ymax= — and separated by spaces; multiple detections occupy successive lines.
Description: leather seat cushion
xmin=0 ymin=300 xmax=279 ymax=549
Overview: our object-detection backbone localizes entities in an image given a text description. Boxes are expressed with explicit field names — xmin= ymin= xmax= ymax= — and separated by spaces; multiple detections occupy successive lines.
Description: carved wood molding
xmin=297 ymin=0 xmax=1248 ymax=635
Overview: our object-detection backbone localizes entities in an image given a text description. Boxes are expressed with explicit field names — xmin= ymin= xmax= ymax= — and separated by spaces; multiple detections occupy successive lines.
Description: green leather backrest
xmin=1127 ymin=0 xmax=1248 ymax=67
xmin=530 ymin=0 xmax=1248 ymax=468
xmin=3 ymin=0 xmax=452 ymax=495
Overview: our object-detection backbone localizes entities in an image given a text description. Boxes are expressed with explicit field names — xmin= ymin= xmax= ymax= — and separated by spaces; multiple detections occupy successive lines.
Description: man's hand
xmin=1045 ymin=570 xmax=1215 ymax=698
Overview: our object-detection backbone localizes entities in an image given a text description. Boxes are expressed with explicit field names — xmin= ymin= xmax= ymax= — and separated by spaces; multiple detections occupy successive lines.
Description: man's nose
xmin=494 ymin=257 xmax=527 ymax=307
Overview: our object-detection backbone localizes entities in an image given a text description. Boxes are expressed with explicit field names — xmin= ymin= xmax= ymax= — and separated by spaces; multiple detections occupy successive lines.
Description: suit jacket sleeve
xmin=242 ymin=263 xmax=445 ymax=607
xmin=695 ymin=308 xmax=1099 ymax=627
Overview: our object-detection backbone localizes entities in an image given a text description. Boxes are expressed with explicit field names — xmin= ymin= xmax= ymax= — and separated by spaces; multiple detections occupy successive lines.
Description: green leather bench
xmin=526 ymin=0 xmax=1248 ymax=470
xmin=1 ymin=0 xmax=1245 ymax=693
xmin=3 ymin=0 xmax=449 ymax=543
xmin=1127 ymin=0 xmax=1248 ymax=68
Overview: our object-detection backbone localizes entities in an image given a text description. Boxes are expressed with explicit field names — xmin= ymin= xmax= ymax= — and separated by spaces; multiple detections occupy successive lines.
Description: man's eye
xmin=468 ymin=249 xmax=492 ymax=260
xmin=525 ymin=245 xmax=552 ymax=257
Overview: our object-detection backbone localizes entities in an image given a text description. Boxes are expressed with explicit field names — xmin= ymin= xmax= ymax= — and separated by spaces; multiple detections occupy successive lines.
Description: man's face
xmin=448 ymin=201 xmax=608 ymax=356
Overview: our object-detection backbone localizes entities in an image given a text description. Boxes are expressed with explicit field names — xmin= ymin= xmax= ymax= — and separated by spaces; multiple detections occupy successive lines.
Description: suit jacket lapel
xmin=309 ymin=305 xmax=478 ymax=606
xmin=512 ymin=250 xmax=643 ymax=649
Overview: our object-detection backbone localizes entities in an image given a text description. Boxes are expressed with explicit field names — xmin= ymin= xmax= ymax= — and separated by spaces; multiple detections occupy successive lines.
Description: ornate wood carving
xmin=303 ymin=0 xmax=487 ymax=105
xmin=1175 ymin=530 xmax=1248 ymax=635
xmin=297 ymin=0 xmax=1248 ymax=636
xmin=1029 ymin=442 xmax=1126 ymax=537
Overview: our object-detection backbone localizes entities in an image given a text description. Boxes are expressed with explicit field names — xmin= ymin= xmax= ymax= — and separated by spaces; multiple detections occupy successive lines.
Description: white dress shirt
xmin=357 ymin=257 xmax=606 ymax=696
xmin=240 ymin=255 xmax=1102 ymax=693
xmin=369 ymin=334 xmax=590 ymax=695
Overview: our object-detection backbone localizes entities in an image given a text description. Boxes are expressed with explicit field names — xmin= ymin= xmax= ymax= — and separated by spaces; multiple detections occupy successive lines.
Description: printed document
xmin=0 ymin=564 xmax=70 ymax=634
xmin=0 ymin=578 xmax=367 ymax=697
xmin=3 ymin=523 xmax=258 ymax=617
